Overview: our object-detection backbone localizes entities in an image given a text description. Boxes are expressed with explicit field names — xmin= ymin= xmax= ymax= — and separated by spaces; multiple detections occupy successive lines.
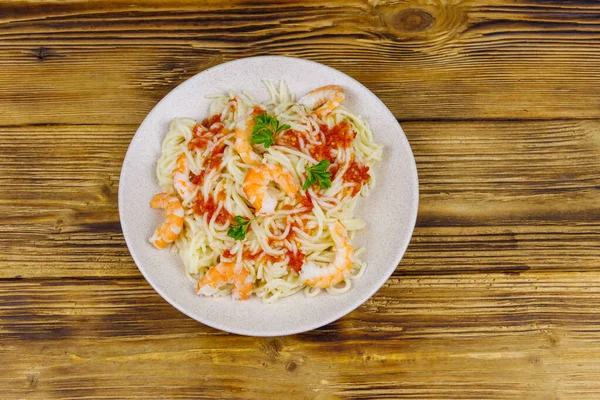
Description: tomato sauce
xmin=275 ymin=122 xmax=356 ymax=169
xmin=261 ymin=249 xmax=305 ymax=274
xmin=189 ymin=121 xmax=219 ymax=151
xmin=192 ymin=192 xmax=231 ymax=224
xmin=189 ymin=126 xmax=212 ymax=151
xmin=252 ymin=106 xmax=266 ymax=116
xmin=190 ymin=143 xmax=225 ymax=185
xmin=191 ymin=172 xmax=204 ymax=186
xmin=189 ymin=119 xmax=228 ymax=184
xmin=282 ymin=195 xmax=313 ymax=212
xmin=342 ymin=160 xmax=370 ymax=196
xmin=201 ymin=114 xmax=221 ymax=128
xmin=310 ymin=121 xmax=356 ymax=162
xmin=276 ymin=129 xmax=307 ymax=151
xmin=257 ymin=215 xmax=307 ymax=273
xmin=298 ymin=193 xmax=314 ymax=211
xmin=221 ymin=248 xmax=260 ymax=262
xmin=328 ymin=164 xmax=340 ymax=180
xmin=206 ymin=142 xmax=226 ymax=170
xmin=243 ymin=248 xmax=261 ymax=262
xmin=286 ymin=251 xmax=305 ymax=273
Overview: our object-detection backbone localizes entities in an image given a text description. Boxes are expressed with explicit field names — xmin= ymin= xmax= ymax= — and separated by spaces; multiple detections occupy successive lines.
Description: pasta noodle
xmin=151 ymin=81 xmax=382 ymax=302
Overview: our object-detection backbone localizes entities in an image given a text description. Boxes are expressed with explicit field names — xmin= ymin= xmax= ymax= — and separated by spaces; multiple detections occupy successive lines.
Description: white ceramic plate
xmin=119 ymin=56 xmax=418 ymax=336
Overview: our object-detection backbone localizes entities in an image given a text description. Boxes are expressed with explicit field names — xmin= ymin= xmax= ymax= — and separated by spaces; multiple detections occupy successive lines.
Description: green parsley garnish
xmin=250 ymin=113 xmax=291 ymax=148
xmin=302 ymin=160 xmax=332 ymax=190
xmin=227 ymin=215 xmax=256 ymax=240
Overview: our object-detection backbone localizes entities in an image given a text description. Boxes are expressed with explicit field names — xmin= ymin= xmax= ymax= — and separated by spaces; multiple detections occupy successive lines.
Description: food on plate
xmin=149 ymin=82 xmax=382 ymax=302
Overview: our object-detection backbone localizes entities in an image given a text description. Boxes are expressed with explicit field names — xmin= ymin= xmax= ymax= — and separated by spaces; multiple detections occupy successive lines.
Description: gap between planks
xmin=3 ymin=116 xmax=600 ymax=130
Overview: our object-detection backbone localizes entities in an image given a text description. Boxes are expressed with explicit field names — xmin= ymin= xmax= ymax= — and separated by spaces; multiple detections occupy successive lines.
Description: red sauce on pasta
xmin=193 ymin=191 xmax=230 ymax=224
xmin=310 ymin=121 xmax=356 ymax=161
xmin=189 ymin=122 xmax=228 ymax=185
xmin=276 ymin=129 xmax=307 ymax=151
xmin=201 ymin=114 xmax=221 ymax=128
xmin=286 ymin=250 xmax=305 ymax=273
xmin=342 ymin=160 xmax=370 ymax=196
xmin=262 ymin=249 xmax=305 ymax=273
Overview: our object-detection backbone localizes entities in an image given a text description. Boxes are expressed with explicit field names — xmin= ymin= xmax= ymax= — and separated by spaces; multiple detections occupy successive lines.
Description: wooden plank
xmin=0 ymin=125 xmax=131 ymax=278
xmin=411 ymin=119 xmax=600 ymax=226
xmin=0 ymin=1 xmax=600 ymax=122
xmin=0 ymin=46 xmax=222 ymax=125
xmin=0 ymin=120 xmax=598 ymax=278
xmin=2 ymin=273 xmax=600 ymax=399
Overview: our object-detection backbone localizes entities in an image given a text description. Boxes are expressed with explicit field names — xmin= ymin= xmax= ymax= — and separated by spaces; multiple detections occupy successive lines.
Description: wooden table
xmin=1 ymin=1 xmax=599 ymax=399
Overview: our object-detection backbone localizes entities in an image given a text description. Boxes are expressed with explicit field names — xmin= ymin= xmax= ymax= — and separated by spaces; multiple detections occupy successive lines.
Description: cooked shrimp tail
xmin=243 ymin=163 xmax=299 ymax=215
xmin=298 ymin=85 xmax=345 ymax=117
xmin=300 ymin=221 xmax=354 ymax=288
xmin=196 ymin=261 xmax=254 ymax=300
xmin=235 ymin=107 xmax=265 ymax=165
xmin=173 ymin=154 xmax=197 ymax=200
xmin=149 ymin=193 xmax=184 ymax=249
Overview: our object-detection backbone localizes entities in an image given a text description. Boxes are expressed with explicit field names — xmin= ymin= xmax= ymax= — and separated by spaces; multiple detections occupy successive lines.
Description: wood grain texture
xmin=1 ymin=1 xmax=600 ymax=399
xmin=1 ymin=0 xmax=600 ymax=122
xmin=3 ymin=274 xmax=600 ymax=399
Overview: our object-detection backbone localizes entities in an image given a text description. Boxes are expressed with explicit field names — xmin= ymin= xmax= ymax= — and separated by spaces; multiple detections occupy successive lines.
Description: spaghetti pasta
xmin=150 ymin=81 xmax=382 ymax=302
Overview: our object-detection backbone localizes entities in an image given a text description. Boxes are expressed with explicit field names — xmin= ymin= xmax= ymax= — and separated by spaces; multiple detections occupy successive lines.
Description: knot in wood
xmin=389 ymin=8 xmax=434 ymax=33
xmin=36 ymin=47 xmax=49 ymax=60
xmin=285 ymin=361 xmax=297 ymax=372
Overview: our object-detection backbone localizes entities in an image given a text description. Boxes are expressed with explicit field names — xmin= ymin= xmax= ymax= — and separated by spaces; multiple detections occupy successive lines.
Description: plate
xmin=119 ymin=56 xmax=418 ymax=336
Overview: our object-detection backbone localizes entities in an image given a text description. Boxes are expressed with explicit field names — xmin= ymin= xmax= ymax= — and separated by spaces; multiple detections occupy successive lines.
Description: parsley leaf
xmin=302 ymin=160 xmax=332 ymax=190
xmin=227 ymin=215 xmax=256 ymax=240
xmin=250 ymin=113 xmax=291 ymax=148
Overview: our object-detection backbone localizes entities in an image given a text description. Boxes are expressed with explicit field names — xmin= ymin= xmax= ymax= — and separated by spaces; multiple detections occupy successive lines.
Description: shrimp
xmin=173 ymin=153 xmax=197 ymax=200
xmin=234 ymin=106 xmax=266 ymax=165
xmin=196 ymin=261 xmax=253 ymax=300
xmin=298 ymin=85 xmax=345 ymax=117
xmin=149 ymin=193 xmax=184 ymax=249
xmin=243 ymin=163 xmax=299 ymax=215
xmin=300 ymin=221 xmax=355 ymax=288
